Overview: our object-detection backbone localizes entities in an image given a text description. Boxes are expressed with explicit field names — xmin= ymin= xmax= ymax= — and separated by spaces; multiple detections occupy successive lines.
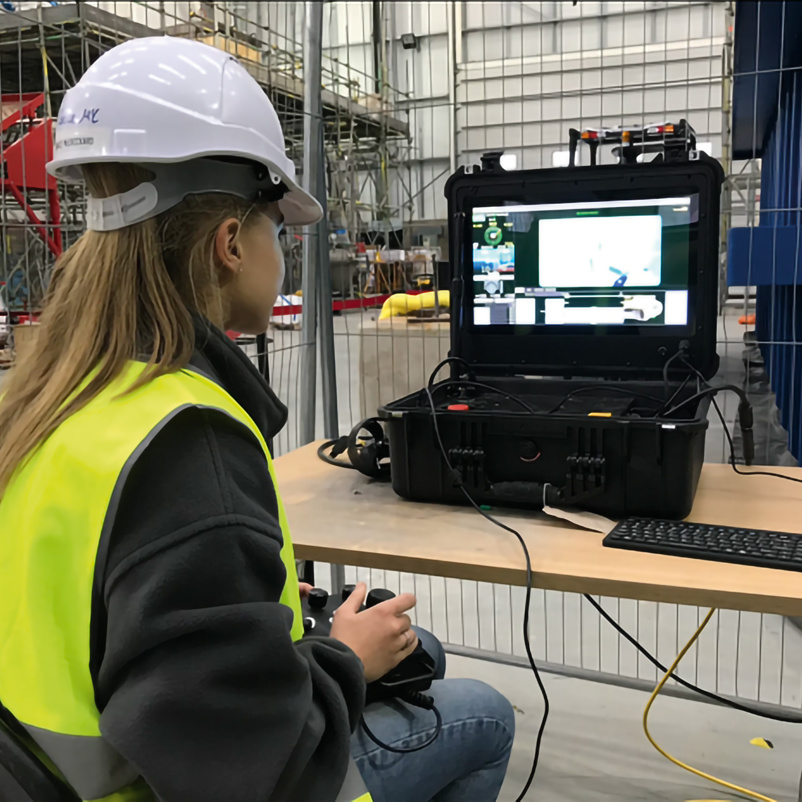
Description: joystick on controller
xmin=366 ymin=588 xmax=395 ymax=607
xmin=308 ymin=588 xmax=329 ymax=609
xmin=300 ymin=586 xmax=436 ymax=704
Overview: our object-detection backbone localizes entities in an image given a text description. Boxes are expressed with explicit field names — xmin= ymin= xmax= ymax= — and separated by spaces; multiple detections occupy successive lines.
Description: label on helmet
xmin=58 ymin=107 xmax=101 ymax=125
xmin=54 ymin=124 xmax=112 ymax=154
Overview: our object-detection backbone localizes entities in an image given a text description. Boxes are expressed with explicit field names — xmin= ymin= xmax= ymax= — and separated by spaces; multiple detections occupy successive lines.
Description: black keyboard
xmin=603 ymin=518 xmax=802 ymax=572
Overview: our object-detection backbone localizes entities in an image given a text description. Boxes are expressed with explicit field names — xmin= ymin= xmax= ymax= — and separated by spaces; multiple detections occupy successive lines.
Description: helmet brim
xmin=278 ymin=182 xmax=324 ymax=227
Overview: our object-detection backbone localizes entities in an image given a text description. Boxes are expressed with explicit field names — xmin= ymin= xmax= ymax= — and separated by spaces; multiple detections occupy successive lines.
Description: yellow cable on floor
xmin=642 ymin=608 xmax=777 ymax=802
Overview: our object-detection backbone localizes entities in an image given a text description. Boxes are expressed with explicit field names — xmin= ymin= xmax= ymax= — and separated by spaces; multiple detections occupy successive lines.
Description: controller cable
xmin=425 ymin=359 xmax=549 ymax=802
xmin=359 ymin=692 xmax=443 ymax=754
xmin=670 ymin=355 xmax=802 ymax=486
xmin=432 ymin=379 xmax=538 ymax=414
xmin=317 ymin=437 xmax=356 ymax=470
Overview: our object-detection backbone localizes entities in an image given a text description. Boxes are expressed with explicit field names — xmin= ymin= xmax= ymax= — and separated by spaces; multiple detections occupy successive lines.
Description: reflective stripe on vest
xmin=0 ymin=362 xmax=371 ymax=802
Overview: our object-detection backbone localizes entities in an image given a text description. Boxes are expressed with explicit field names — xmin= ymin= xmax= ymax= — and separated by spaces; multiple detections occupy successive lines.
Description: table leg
xmin=330 ymin=564 xmax=346 ymax=595
xmin=300 ymin=560 xmax=315 ymax=586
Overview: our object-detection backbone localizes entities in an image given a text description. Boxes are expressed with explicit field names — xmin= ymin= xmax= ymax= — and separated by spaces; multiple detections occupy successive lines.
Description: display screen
xmin=471 ymin=196 xmax=696 ymax=328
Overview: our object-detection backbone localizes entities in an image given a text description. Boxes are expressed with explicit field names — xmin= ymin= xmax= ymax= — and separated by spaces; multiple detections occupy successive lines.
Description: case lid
xmin=446 ymin=153 xmax=724 ymax=380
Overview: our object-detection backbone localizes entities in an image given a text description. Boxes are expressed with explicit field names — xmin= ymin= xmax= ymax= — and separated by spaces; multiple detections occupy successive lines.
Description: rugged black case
xmin=381 ymin=154 xmax=724 ymax=519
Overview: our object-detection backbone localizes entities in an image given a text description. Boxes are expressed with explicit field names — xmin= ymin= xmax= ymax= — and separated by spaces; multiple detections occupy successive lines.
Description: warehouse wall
xmin=76 ymin=2 xmax=727 ymax=228
xmin=326 ymin=1 xmax=727 ymax=222
xmin=93 ymin=2 xmax=192 ymax=29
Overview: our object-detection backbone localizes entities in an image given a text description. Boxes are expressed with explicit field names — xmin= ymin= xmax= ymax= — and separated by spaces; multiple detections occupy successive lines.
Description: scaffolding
xmin=0 ymin=1 xmax=414 ymax=310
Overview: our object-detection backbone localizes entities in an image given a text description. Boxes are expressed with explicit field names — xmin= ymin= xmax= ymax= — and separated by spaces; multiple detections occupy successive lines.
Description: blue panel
xmin=728 ymin=227 xmax=802 ymax=285
xmin=732 ymin=1 xmax=802 ymax=159
xmin=737 ymin=7 xmax=802 ymax=461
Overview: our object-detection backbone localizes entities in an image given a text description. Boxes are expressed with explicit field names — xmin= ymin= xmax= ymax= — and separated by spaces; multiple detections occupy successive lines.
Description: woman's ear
xmin=214 ymin=218 xmax=243 ymax=280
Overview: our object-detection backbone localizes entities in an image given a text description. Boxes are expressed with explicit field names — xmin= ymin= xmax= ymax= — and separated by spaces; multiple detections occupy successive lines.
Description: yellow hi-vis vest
xmin=0 ymin=363 xmax=371 ymax=802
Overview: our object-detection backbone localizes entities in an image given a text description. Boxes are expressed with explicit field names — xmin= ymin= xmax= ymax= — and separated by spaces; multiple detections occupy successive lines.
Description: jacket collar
xmin=190 ymin=318 xmax=288 ymax=441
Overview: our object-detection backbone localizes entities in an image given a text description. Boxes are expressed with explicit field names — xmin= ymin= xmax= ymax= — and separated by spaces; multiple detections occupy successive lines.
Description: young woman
xmin=0 ymin=37 xmax=514 ymax=802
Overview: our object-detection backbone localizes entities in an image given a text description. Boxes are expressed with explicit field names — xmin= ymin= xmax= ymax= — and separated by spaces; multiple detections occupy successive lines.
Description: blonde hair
xmin=0 ymin=162 xmax=267 ymax=495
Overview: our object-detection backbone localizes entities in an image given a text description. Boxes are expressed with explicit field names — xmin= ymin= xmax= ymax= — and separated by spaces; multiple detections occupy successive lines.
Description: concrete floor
xmin=452 ymin=653 xmax=802 ymax=802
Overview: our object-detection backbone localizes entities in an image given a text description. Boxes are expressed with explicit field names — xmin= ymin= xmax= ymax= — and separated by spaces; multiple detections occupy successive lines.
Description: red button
xmin=447 ymin=404 xmax=470 ymax=411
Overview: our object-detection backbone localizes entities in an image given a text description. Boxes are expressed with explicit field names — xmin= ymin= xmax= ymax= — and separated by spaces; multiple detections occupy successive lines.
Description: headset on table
xmin=317 ymin=418 xmax=390 ymax=480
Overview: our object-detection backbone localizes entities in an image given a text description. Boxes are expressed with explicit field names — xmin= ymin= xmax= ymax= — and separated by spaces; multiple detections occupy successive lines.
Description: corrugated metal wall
xmin=365 ymin=1 xmax=727 ymax=221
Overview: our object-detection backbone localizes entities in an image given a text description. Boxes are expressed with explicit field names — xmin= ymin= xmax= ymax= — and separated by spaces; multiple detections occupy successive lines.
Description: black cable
xmin=662 ymin=348 xmax=687 ymax=402
xmin=728 ymin=462 xmax=802 ymax=484
xmin=431 ymin=357 xmax=664 ymax=415
xmin=360 ymin=699 xmax=443 ymax=754
xmin=658 ymin=373 xmax=693 ymax=416
xmin=432 ymin=379 xmax=538 ymax=414
xmin=316 ymin=438 xmax=355 ymax=470
xmin=713 ymin=389 xmax=802 ymax=485
xmin=658 ymin=341 xmax=694 ymax=413
xmin=427 ymin=356 xmax=477 ymax=391
xmin=584 ymin=593 xmax=802 ymax=724
xmin=662 ymin=384 xmax=749 ymax=418
xmin=423 ymin=382 xmax=548 ymax=802
xmin=680 ymin=357 xmax=801 ymax=484
xmin=661 ymin=382 xmax=756 ymax=465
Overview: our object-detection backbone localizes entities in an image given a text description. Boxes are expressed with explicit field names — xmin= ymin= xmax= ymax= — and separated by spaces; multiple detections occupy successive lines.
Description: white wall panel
xmin=322 ymin=43 xmax=373 ymax=96
xmin=326 ymin=1 xmax=372 ymax=47
xmin=463 ymin=2 xmax=484 ymax=32
xmin=667 ymin=7 xmax=692 ymax=41
xmin=412 ymin=2 xmax=450 ymax=36
xmin=392 ymin=1 xmax=415 ymax=33
xmin=384 ymin=1 xmax=725 ymax=217
xmin=259 ymin=1 xmax=304 ymax=51
xmin=579 ymin=95 xmax=602 ymax=118
xmin=465 ymin=29 xmax=504 ymax=62
xmin=623 ymin=14 xmax=648 ymax=47
xmin=644 ymin=62 xmax=667 ymax=84
xmin=414 ymin=37 xmax=450 ymax=99
xmin=410 ymin=105 xmax=452 ymax=160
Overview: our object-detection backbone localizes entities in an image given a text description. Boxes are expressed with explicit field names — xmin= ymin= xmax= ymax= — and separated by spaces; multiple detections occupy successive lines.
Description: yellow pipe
xmin=378 ymin=290 xmax=450 ymax=320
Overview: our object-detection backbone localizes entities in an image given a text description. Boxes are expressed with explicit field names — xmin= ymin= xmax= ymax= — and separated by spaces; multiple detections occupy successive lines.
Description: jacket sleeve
xmin=93 ymin=408 xmax=365 ymax=802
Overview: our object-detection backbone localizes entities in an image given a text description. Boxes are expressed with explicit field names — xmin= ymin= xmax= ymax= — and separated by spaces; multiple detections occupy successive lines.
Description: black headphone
xmin=346 ymin=417 xmax=391 ymax=479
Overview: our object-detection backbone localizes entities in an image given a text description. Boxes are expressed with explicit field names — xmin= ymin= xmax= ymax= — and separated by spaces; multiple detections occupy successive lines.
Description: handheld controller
xmin=302 ymin=584 xmax=436 ymax=704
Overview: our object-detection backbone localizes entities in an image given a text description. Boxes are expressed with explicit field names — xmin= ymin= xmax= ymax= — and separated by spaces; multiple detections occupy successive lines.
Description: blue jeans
xmin=351 ymin=629 xmax=515 ymax=802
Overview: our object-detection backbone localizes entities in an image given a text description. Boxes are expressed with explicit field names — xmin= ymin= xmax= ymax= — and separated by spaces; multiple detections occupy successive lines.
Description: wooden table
xmin=276 ymin=443 xmax=802 ymax=617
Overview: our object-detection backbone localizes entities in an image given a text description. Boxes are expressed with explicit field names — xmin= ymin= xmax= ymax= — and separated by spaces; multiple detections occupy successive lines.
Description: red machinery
xmin=0 ymin=92 xmax=62 ymax=257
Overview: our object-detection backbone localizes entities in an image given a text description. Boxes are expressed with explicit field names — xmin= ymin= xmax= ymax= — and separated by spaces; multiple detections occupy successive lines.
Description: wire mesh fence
xmin=0 ymin=1 xmax=407 ymax=455
xmin=317 ymin=0 xmax=802 ymax=713
xmin=2 ymin=0 xmax=800 ymax=712
xmin=0 ymin=2 xmax=316 ymax=456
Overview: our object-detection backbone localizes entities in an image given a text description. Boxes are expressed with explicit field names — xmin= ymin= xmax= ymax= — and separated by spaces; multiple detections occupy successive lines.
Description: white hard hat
xmin=47 ymin=36 xmax=323 ymax=230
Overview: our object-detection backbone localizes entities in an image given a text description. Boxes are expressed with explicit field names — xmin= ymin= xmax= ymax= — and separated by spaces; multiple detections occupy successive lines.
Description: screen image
xmin=471 ymin=197 xmax=695 ymax=328
xmin=538 ymin=215 xmax=662 ymax=288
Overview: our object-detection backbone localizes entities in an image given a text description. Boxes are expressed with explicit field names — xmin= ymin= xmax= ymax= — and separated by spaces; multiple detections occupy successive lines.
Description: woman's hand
xmin=299 ymin=583 xmax=313 ymax=600
xmin=329 ymin=582 xmax=418 ymax=682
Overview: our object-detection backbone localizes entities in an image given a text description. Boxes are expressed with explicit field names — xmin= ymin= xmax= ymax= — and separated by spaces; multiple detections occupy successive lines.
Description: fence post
xmin=300 ymin=1 xmax=343 ymax=594
xmin=299 ymin=0 xmax=325 ymax=445
xmin=317 ymin=241 xmax=339 ymax=438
